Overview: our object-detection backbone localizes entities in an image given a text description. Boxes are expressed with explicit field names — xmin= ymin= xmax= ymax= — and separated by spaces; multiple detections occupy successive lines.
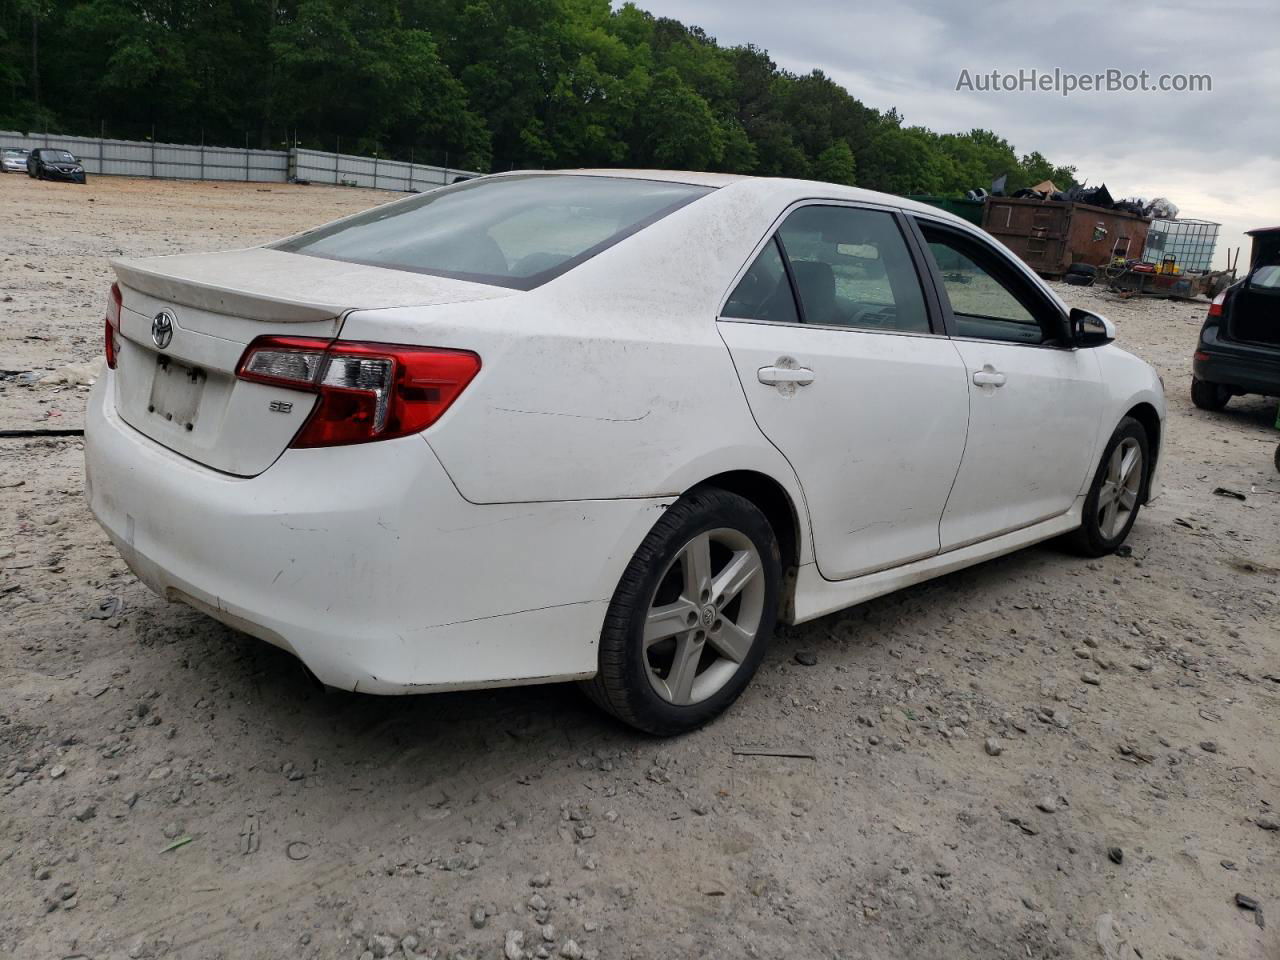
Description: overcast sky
xmin=634 ymin=0 xmax=1279 ymax=270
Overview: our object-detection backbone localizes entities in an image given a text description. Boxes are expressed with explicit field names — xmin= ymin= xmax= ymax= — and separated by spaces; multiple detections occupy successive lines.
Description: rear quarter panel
xmin=338 ymin=185 xmax=810 ymax=523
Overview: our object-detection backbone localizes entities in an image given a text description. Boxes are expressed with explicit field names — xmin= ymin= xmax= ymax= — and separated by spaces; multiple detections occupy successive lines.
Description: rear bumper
xmin=1194 ymin=339 xmax=1280 ymax=397
xmin=85 ymin=373 xmax=668 ymax=693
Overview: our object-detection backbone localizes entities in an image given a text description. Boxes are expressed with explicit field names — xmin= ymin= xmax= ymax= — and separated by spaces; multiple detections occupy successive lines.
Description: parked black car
xmin=26 ymin=147 xmax=87 ymax=183
xmin=1191 ymin=226 xmax=1280 ymax=410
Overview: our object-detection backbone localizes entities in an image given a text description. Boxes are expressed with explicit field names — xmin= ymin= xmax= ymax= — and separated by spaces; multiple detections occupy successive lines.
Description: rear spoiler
xmin=111 ymin=250 xmax=345 ymax=324
xmin=110 ymin=247 xmax=514 ymax=324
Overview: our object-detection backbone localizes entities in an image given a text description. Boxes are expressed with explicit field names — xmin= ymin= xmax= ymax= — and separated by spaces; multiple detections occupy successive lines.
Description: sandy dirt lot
xmin=2 ymin=175 xmax=1278 ymax=960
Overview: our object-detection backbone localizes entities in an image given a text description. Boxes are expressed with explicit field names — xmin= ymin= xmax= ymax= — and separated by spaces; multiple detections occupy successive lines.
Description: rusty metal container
xmin=982 ymin=197 xmax=1151 ymax=278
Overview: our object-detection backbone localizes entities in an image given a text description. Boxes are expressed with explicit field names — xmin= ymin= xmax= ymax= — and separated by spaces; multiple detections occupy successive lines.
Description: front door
xmin=913 ymin=219 xmax=1105 ymax=550
xmin=717 ymin=203 xmax=970 ymax=580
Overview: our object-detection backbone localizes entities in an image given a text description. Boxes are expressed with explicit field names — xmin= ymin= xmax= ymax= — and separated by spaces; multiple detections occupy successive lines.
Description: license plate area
xmin=147 ymin=356 xmax=206 ymax=431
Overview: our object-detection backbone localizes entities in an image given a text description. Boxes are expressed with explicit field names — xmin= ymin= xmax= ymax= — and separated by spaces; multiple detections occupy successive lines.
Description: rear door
xmin=717 ymin=202 xmax=970 ymax=580
xmin=911 ymin=218 xmax=1104 ymax=549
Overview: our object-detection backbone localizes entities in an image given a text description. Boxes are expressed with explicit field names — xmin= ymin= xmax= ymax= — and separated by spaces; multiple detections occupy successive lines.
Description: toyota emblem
xmin=151 ymin=310 xmax=175 ymax=350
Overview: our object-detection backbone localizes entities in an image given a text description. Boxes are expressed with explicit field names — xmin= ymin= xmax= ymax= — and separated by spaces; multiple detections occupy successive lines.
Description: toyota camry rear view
xmin=86 ymin=171 xmax=1165 ymax=735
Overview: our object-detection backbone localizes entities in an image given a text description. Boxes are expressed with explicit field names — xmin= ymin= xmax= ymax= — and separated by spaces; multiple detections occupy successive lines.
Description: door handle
xmin=972 ymin=366 xmax=1007 ymax=387
xmin=758 ymin=363 xmax=815 ymax=386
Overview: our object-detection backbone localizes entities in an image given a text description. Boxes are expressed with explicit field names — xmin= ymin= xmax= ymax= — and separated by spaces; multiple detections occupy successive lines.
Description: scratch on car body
xmin=494 ymin=406 xmax=652 ymax=424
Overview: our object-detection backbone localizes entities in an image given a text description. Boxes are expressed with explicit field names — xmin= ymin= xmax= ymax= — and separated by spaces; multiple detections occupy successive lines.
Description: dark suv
xmin=26 ymin=147 xmax=87 ymax=183
xmin=1191 ymin=227 xmax=1280 ymax=410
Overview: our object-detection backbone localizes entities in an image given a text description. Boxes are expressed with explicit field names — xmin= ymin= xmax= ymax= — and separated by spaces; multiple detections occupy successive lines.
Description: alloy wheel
xmin=642 ymin=528 xmax=766 ymax=706
xmin=1097 ymin=437 xmax=1143 ymax=540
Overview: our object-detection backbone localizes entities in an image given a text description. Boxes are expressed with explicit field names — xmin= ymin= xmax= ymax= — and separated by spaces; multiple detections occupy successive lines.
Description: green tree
xmin=0 ymin=0 xmax=1084 ymax=189
xmin=812 ymin=139 xmax=856 ymax=186
xmin=631 ymin=67 xmax=724 ymax=169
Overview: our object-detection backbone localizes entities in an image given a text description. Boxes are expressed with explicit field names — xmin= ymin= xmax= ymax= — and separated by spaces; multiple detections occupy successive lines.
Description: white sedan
xmin=2 ymin=148 xmax=30 ymax=173
xmin=85 ymin=171 xmax=1164 ymax=734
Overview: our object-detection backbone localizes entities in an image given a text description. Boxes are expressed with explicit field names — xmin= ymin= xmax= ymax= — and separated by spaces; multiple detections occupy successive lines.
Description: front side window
xmin=919 ymin=224 xmax=1058 ymax=344
xmin=274 ymin=174 xmax=713 ymax=290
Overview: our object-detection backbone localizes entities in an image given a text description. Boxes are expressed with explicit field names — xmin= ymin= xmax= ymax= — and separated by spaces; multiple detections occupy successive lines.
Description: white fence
xmin=0 ymin=131 xmax=477 ymax=190
xmin=1 ymin=130 xmax=288 ymax=182
xmin=292 ymin=147 xmax=472 ymax=190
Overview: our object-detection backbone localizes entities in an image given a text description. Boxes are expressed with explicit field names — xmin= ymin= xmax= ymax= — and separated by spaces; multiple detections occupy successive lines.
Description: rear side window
xmin=274 ymin=174 xmax=713 ymax=290
xmin=722 ymin=238 xmax=800 ymax=324
xmin=778 ymin=207 xmax=929 ymax=332
xmin=722 ymin=205 xmax=930 ymax=333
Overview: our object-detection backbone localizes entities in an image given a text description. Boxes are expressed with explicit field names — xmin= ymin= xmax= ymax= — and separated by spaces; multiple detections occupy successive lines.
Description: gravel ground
xmin=2 ymin=175 xmax=1278 ymax=960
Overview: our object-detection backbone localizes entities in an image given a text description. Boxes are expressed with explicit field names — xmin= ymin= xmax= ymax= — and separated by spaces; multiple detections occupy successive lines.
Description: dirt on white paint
xmin=1 ymin=175 xmax=1278 ymax=960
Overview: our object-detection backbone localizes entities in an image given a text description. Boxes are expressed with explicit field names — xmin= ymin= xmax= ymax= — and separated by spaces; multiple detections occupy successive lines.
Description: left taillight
xmin=236 ymin=336 xmax=481 ymax=447
xmin=104 ymin=282 xmax=122 ymax=369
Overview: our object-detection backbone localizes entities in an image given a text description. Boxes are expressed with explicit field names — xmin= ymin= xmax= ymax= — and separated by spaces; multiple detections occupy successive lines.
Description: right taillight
xmin=236 ymin=336 xmax=480 ymax=447
xmin=104 ymin=282 xmax=122 ymax=369
xmin=1207 ymin=290 xmax=1226 ymax=318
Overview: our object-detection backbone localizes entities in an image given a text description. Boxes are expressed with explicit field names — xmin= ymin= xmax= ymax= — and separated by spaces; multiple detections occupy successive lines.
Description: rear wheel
xmin=582 ymin=488 xmax=781 ymax=736
xmin=1066 ymin=417 xmax=1149 ymax=557
xmin=1191 ymin=377 xmax=1231 ymax=411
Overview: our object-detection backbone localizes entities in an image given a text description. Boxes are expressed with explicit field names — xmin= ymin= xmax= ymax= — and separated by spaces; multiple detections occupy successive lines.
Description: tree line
xmin=0 ymin=0 xmax=1079 ymax=194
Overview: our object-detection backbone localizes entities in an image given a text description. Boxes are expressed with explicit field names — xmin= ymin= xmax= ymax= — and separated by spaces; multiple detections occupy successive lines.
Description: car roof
xmin=501 ymin=168 xmax=971 ymax=227
xmin=504 ymin=168 xmax=745 ymax=189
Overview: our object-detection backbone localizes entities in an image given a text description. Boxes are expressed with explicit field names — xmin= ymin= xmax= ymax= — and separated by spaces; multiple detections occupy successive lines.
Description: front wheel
xmin=1191 ymin=377 xmax=1231 ymax=411
xmin=582 ymin=488 xmax=781 ymax=736
xmin=1066 ymin=417 xmax=1149 ymax=557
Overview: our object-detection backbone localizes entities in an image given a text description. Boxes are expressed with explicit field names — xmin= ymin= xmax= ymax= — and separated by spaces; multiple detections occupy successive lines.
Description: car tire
xmin=1066 ymin=416 xmax=1149 ymax=557
xmin=581 ymin=487 xmax=781 ymax=736
xmin=1190 ymin=377 xmax=1231 ymax=411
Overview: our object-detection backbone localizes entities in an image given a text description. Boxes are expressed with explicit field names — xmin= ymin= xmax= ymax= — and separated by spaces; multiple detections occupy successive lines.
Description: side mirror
xmin=1070 ymin=308 xmax=1116 ymax=347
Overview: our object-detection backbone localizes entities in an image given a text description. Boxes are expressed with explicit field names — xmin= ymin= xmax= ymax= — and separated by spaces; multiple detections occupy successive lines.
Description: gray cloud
xmin=633 ymin=0 xmax=1280 ymax=267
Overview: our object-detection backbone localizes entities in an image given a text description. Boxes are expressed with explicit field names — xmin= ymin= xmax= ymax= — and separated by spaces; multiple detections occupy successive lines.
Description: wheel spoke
xmin=1107 ymin=446 xmax=1123 ymax=484
xmin=708 ymin=617 xmax=754 ymax=663
xmin=710 ymin=549 xmax=760 ymax=608
xmin=1101 ymin=498 xmax=1119 ymax=537
xmin=1098 ymin=482 xmax=1117 ymax=507
xmin=682 ymin=533 xmax=713 ymax=602
xmin=1119 ymin=445 xmax=1140 ymax=484
xmin=644 ymin=600 xmax=698 ymax=648
xmin=666 ymin=633 xmax=701 ymax=703
xmin=1119 ymin=487 xmax=1138 ymax=510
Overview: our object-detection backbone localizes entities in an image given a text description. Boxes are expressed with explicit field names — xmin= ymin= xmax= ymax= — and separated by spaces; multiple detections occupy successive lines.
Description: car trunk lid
xmin=109 ymin=248 xmax=513 ymax=476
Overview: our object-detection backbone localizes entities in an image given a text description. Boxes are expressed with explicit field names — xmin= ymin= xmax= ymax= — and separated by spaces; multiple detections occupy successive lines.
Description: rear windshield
xmin=1250 ymin=265 xmax=1280 ymax=290
xmin=274 ymin=174 xmax=714 ymax=290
